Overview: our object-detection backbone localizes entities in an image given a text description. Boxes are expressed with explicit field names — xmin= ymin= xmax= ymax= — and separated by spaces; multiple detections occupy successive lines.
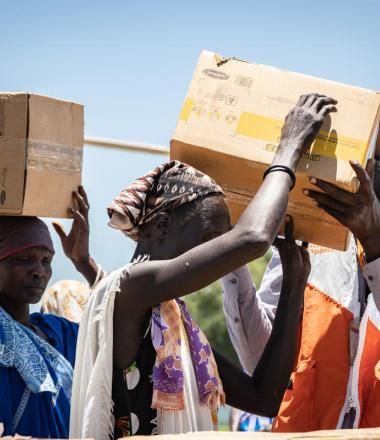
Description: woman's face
xmin=0 ymin=247 xmax=53 ymax=306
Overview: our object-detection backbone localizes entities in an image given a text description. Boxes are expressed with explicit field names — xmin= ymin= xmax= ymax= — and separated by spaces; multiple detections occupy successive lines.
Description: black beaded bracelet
xmin=263 ymin=165 xmax=296 ymax=191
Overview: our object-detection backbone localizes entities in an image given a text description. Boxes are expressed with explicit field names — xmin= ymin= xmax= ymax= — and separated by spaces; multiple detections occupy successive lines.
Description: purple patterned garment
xmin=151 ymin=299 xmax=225 ymax=414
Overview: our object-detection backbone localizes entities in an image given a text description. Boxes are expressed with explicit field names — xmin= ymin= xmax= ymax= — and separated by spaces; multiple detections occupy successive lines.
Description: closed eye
xmin=14 ymin=255 xmax=30 ymax=262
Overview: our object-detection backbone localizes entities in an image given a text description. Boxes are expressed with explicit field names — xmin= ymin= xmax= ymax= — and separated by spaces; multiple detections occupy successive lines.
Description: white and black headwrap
xmin=107 ymin=160 xmax=224 ymax=241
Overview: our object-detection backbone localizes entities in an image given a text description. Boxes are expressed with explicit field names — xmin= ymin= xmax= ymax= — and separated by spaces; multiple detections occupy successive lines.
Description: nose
xmin=30 ymin=260 xmax=48 ymax=279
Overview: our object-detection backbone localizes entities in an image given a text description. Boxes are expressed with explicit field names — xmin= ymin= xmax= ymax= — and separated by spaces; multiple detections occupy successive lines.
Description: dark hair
xmin=139 ymin=194 xmax=228 ymax=238
xmin=170 ymin=194 xmax=227 ymax=230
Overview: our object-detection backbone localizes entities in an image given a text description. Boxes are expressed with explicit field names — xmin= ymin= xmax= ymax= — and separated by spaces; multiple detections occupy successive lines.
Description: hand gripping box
xmin=0 ymin=93 xmax=84 ymax=218
xmin=171 ymin=51 xmax=380 ymax=250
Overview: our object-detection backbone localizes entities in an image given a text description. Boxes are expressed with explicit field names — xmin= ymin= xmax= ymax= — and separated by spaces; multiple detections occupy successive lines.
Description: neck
xmin=132 ymin=241 xmax=163 ymax=261
xmin=0 ymin=298 xmax=30 ymax=327
xmin=132 ymin=242 xmax=150 ymax=261
xmin=132 ymin=237 xmax=179 ymax=262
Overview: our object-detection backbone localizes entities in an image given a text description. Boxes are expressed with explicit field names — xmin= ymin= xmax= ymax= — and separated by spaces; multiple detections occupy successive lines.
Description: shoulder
xmin=30 ymin=312 xmax=79 ymax=334
xmin=30 ymin=313 xmax=79 ymax=366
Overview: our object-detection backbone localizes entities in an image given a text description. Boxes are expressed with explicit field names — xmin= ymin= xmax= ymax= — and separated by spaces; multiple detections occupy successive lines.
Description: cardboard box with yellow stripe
xmin=171 ymin=51 xmax=380 ymax=250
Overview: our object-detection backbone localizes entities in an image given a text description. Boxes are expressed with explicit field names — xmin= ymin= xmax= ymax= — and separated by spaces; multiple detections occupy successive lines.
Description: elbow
xmin=236 ymin=227 xmax=272 ymax=259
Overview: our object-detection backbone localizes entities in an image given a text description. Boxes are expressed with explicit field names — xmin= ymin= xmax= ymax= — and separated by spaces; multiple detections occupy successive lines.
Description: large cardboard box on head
xmin=170 ymin=51 xmax=380 ymax=250
xmin=0 ymin=92 xmax=84 ymax=218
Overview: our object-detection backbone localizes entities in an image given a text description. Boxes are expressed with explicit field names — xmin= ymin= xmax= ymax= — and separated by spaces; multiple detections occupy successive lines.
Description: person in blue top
xmin=0 ymin=186 xmax=94 ymax=438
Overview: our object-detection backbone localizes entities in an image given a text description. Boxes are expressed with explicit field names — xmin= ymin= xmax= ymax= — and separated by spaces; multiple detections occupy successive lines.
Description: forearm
xmin=252 ymin=276 xmax=303 ymax=410
xmin=271 ymin=143 xmax=302 ymax=171
xmin=236 ymin=145 xmax=300 ymax=248
xmin=361 ymin=236 xmax=380 ymax=263
xmin=72 ymin=256 xmax=100 ymax=286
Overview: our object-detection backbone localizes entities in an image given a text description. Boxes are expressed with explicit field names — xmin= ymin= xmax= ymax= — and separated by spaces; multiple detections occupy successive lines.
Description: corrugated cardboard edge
xmin=0 ymin=91 xmax=84 ymax=108
xmin=205 ymin=50 xmax=380 ymax=95
xmin=0 ymin=94 xmax=28 ymax=214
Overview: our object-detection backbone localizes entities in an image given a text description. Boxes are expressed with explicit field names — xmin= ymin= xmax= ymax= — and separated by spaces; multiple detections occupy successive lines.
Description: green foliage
xmin=184 ymin=251 xmax=272 ymax=366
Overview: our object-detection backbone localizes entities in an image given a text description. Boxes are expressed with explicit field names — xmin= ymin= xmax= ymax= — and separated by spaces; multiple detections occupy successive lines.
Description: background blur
xmin=1 ymin=0 xmax=379 ymax=395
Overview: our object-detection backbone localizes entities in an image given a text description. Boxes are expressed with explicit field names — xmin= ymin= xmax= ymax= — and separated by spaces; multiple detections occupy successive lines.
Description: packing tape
xmin=27 ymin=139 xmax=83 ymax=174
xmin=236 ymin=112 xmax=368 ymax=163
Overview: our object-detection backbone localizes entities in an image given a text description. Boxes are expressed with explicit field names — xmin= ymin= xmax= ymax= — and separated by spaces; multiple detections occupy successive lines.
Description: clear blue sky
xmin=1 ymin=0 xmax=379 ymax=293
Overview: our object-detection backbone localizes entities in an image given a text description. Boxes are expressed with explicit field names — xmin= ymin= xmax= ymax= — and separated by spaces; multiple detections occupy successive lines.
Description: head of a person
xmin=108 ymin=161 xmax=231 ymax=260
xmin=41 ymin=279 xmax=89 ymax=322
xmin=0 ymin=216 xmax=54 ymax=306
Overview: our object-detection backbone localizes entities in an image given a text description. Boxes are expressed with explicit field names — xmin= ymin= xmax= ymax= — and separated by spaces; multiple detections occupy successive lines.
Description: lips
xmin=23 ymin=285 xmax=45 ymax=292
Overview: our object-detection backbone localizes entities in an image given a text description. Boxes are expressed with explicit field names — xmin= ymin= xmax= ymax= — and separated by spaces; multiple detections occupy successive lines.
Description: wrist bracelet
xmin=263 ymin=165 xmax=296 ymax=191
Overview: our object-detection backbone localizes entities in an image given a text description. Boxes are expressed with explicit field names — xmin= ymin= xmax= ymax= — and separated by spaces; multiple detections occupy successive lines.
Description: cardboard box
xmin=171 ymin=51 xmax=380 ymax=250
xmin=0 ymin=92 xmax=84 ymax=218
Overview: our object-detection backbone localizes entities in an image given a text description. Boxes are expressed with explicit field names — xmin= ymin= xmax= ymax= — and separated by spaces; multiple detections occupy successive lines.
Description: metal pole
xmin=84 ymin=136 xmax=169 ymax=155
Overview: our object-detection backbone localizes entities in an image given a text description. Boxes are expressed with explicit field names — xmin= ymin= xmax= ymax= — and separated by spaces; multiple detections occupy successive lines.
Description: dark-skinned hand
xmin=280 ymin=93 xmax=337 ymax=153
xmin=274 ymin=215 xmax=311 ymax=290
xmin=52 ymin=186 xmax=100 ymax=286
xmin=304 ymin=159 xmax=380 ymax=262
xmin=52 ymin=186 xmax=100 ymax=285
xmin=53 ymin=185 xmax=90 ymax=266
xmin=272 ymin=94 xmax=338 ymax=174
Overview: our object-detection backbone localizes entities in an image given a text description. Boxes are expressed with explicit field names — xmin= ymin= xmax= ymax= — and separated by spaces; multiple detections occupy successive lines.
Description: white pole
xmin=84 ymin=136 xmax=169 ymax=155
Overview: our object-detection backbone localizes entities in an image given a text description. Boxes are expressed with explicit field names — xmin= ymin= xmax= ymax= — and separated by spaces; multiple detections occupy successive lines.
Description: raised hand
xmin=273 ymin=93 xmax=338 ymax=171
xmin=53 ymin=186 xmax=99 ymax=285
xmin=281 ymin=94 xmax=337 ymax=151
xmin=274 ymin=215 xmax=311 ymax=290
xmin=304 ymin=159 xmax=380 ymax=262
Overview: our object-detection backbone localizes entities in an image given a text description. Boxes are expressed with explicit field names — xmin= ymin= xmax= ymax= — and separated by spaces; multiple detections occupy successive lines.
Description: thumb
xmin=284 ymin=214 xmax=294 ymax=242
xmin=52 ymin=222 xmax=68 ymax=243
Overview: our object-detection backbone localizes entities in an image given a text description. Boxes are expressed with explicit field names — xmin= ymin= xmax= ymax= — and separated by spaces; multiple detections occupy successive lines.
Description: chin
xmin=22 ymin=289 xmax=45 ymax=304
xmin=29 ymin=295 xmax=43 ymax=305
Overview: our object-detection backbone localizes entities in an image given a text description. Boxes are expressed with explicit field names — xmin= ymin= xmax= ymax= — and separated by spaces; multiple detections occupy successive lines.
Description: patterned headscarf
xmin=0 ymin=216 xmax=54 ymax=261
xmin=108 ymin=161 xmax=223 ymax=241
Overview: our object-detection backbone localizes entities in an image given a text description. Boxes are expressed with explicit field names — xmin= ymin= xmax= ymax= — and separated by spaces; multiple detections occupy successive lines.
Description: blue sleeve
xmin=0 ymin=368 xmax=17 ymax=435
xmin=30 ymin=313 xmax=79 ymax=368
